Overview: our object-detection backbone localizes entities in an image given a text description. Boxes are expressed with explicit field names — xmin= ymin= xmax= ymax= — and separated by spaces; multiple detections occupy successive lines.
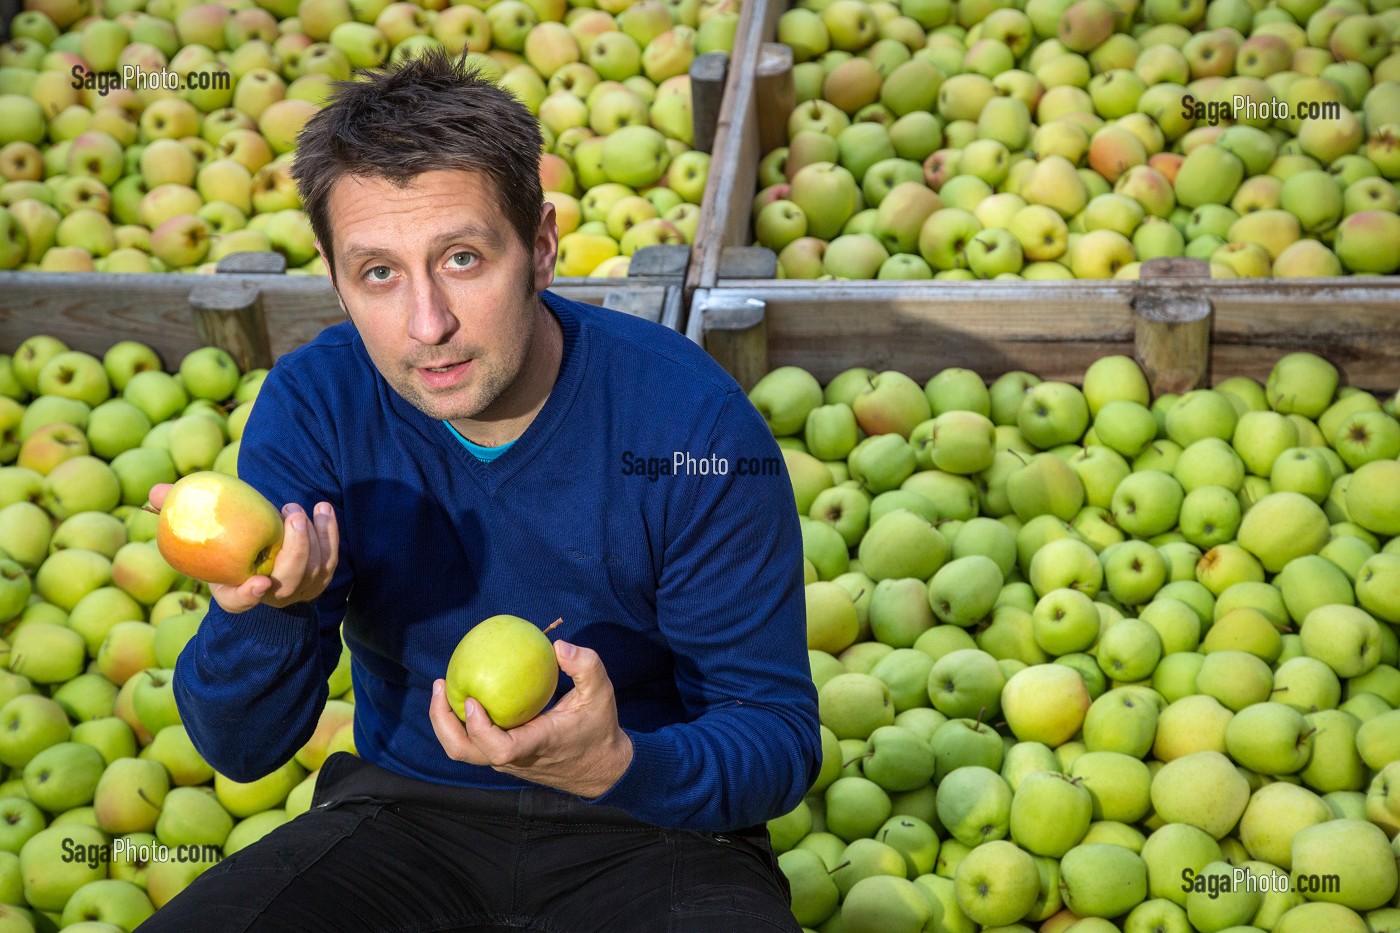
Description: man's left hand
xmin=427 ymin=640 xmax=634 ymax=799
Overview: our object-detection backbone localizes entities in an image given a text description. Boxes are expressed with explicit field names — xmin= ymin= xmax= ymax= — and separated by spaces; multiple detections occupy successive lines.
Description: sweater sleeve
xmin=172 ymin=360 xmax=352 ymax=782
xmin=590 ymin=390 xmax=821 ymax=831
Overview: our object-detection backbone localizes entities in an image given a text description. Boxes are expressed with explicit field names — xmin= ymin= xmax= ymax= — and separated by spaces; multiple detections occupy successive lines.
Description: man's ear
xmin=533 ymin=200 xmax=559 ymax=293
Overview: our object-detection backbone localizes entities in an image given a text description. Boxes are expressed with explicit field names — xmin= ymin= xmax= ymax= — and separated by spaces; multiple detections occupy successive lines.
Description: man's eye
xmin=449 ymin=252 xmax=476 ymax=268
xmin=367 ymin=266 xmax=392 ymax=281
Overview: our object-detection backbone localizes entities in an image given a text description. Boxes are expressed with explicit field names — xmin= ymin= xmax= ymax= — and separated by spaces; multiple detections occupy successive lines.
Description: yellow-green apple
xmin=1150 ymin=750 xmax=1249 ymax=838
xmin=1234 ymin=490 xmax=1328 ymax=572
xmin=951 ymin=839 xmax=1040 ymax=927
xmin=445 ymin=615 xmax=559 ymax=728
xmin=1141 ymin=822 xmax=1222 ymax=907
xmin=93 ymin=757 xmax=169 ymax=835
xmin=1299 ymin=604 xmax=1381 ymax=678
xmin=1333 ymin=209 xmax=1400 ymax=274
xmin=18 ymin=824 xmax=108 ymax=912
xmin=1223 ymin=701 xmax=1315 ymax=775
xmin=748 ymin=366 xmax=822 ymax=437
xmin=1291 ymin=819 xmax=1397 ymax=910
xmin=1238 ymin=781 xmax=1331 ymax=870
xmin=850 ymin=371 xmax=930 ymax=439
xmin=215 ymin=758 xmax=305 ymax=818
xmin=756 ymin=194 xmax=812 ymax=249
xmin=1059 ymin=843 xmax=1148 ymax=919
xmin=1010 ymin=771 xmax=1092 ymax=858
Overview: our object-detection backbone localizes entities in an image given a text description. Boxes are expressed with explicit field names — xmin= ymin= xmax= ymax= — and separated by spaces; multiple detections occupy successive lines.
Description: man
xmin=135 ymin=49 xmax=819 ymax=933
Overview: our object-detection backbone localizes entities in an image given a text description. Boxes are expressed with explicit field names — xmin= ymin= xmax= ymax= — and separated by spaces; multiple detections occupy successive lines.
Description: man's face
xmin=320 ymin=169 xmax=558 ymax=425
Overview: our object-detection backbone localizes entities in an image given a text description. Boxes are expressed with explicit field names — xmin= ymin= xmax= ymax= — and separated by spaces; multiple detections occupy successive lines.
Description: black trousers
xmin=133 ymin=753 xmax=799 ymax=933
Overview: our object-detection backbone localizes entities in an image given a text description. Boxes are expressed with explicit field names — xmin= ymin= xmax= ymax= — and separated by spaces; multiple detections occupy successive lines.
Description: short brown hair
xmin=291 ymin=49 xmax=544 ymax=277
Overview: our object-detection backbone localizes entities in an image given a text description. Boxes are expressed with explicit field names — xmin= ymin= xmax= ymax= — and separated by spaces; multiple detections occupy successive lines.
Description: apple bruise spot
xmin=166 ymin=485 xmax=224 ymax=543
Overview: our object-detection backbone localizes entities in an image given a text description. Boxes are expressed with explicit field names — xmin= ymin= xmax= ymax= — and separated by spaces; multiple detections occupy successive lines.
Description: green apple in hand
xmin=446 ymin=615 xmax=561 ymax=729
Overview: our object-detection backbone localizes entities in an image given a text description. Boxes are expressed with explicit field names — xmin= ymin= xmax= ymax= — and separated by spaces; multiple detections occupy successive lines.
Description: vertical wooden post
xmin=690 ymin=52 xmax=729 ymax=155
xmin=694 ymin=290 xmax=768 ymax=390
xmin=718 ymin=246 xmax=778 ymax=281
xmin=0 ymin=0 xmax=22 ymax=39
xmin=755 ymin=42 xmax=795 ymax=156
xmin=1132 ymin=257 xmax=1213 ymax=395
xmin=188 ymin=279 xmax=274 ymax=372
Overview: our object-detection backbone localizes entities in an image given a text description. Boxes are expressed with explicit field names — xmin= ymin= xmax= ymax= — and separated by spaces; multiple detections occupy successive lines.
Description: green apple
xmin=1266 ymin=352 xmax=1338 ymax=419
xmin=749 ymin=366 xmax=822 ymax=437
xmin=1002 ymin=663 xmax=1091 ymax=746
xmin=952 ymin=839 xmax=1040 ymax=927
xmin=1300 ymin=604 xmax=1381 ymax=678
xmin=18 ymin=824 xmax=108 ymax=912
xmin=936 ymin=765 xmax=1013 ymax=847
xmin=930 ymin=716 xmax=1005 ymax=780
xmin=1011 ymin=770 xmax=1092 ymax=857
xmin=1224 ymin=701 xmax=1315 ymax=775
xmin=1291 ymin=819 xmax=1397 ymax=911
xmin=1150 ymin=750 xmax=1250 ymax=839
xmin=1060 ymin=842 xmax=1149 ymax=919
xmin=1237 ymin=491 xmax=1330 ymax=572
xmin=1141 ymin=822 xmax=1222 ymax=907
xmin=1083 ymin=688 xmax=1158 ymax=758
xmin=1346 ymin=459 xmax=1400 ymax=536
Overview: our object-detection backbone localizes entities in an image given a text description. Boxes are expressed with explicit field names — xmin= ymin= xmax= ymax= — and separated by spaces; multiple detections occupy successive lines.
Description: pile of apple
xmin=0 ymin=333 xmax=355 ymax=932
xmin=753 ymin=354 xmax=1400 ymax=931
xmin=753 ymin=0 xmax=1400 ymax=279
xmin=0 ymin=0 xmax=734 ymax=279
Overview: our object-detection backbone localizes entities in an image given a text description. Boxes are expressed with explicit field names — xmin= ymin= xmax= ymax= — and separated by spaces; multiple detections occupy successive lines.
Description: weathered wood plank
xmin=694 ymin=277 xmax=1400 ymax=390
xmin=0 ymin=271 xmax=684 ymax=363
xmin=687 ymin=0 xmax=774 ymax=296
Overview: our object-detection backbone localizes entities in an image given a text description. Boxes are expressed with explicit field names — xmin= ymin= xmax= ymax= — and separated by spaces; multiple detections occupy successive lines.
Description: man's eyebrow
xmin=339 ymin=224 xmax=508 ymax=266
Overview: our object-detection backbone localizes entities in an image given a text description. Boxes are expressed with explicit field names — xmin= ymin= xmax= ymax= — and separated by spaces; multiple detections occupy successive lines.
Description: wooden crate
xmin=687 ymin=261 xmax=1400 ymax=394
xmin=0 ymin=28 xmax=741 ymax=361
xmin=683 ymin=0 xmax=1400 ymax=395
xmin=0 ymin=245 xmax=690 ymax=369
xmin=685 ymin=0 xmax=787 ymax=297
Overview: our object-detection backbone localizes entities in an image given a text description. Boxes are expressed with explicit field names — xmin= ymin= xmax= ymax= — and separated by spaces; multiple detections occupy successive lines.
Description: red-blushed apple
xmin=154 ymin=470 xmax=284 ymax=586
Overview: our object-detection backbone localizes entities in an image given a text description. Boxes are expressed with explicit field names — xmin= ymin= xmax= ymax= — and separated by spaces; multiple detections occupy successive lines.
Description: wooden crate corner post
xmin=188 ymin=260 xmax=280 ymax=372
xmin=691 ymin=290 xmax=767 ymax=391
xmin=690 ymin=51 xmax=729 ymax=155
xmin=755 ymin=42 xmax=795 ymax=158
xmin=1131 ymin=257 xmax=1213 ymax=396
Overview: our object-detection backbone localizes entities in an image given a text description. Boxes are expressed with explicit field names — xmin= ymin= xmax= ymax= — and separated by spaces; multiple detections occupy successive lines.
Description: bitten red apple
xmin=154 ymin=471 xmax=283 ymax=586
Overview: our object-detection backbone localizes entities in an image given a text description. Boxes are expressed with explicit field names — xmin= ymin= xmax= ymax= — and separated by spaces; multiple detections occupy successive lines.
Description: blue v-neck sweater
xmin=172 ymin=291 xmax=821 ymax=831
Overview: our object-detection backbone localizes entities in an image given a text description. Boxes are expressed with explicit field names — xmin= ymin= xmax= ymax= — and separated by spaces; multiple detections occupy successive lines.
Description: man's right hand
xmin=148 ymin=484 xmax=340 ymax=614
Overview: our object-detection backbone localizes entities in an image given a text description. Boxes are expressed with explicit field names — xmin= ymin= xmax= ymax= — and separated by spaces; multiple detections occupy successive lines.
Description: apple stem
xmin=828 ymin=860 xmax=851 ymax=876
xmin=543 ymin=617 xmax=564 ymax=636
xmin=141 ymin=504 xmax=160 ymax=515
xmin=842 ymin=752 xmax=872 ymax=767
